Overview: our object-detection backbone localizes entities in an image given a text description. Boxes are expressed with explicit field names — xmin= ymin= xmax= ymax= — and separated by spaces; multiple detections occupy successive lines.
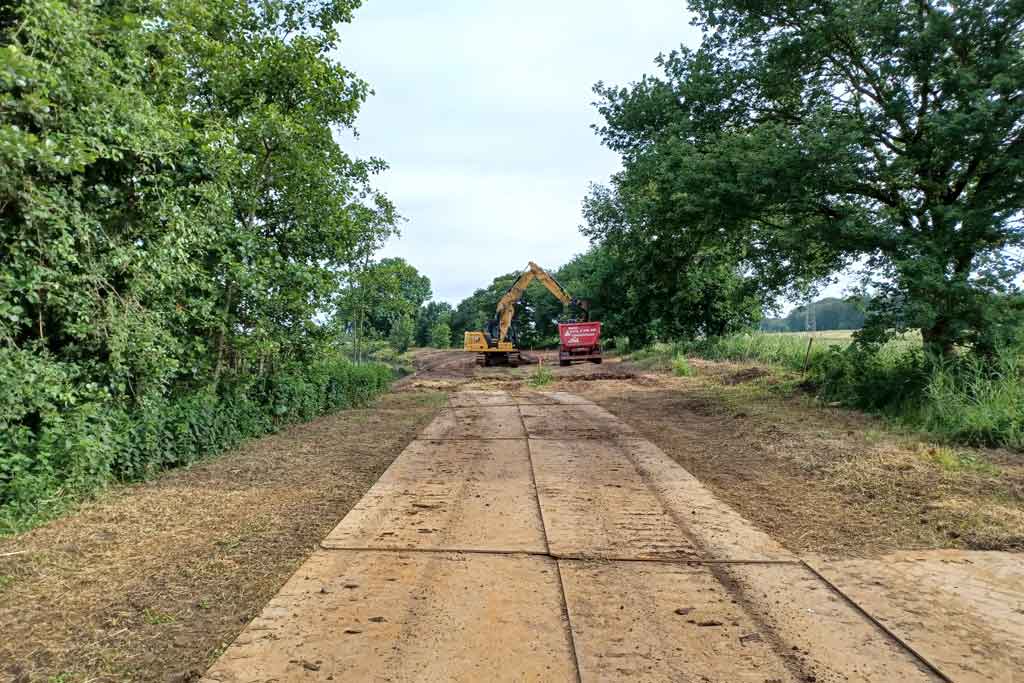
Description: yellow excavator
xmin=463 ymin=261 xmax=590 ymax=367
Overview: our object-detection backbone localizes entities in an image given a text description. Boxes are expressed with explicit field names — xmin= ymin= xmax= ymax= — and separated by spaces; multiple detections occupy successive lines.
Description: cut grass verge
xmin=630 ymin=333 xmax=1024 ymax=451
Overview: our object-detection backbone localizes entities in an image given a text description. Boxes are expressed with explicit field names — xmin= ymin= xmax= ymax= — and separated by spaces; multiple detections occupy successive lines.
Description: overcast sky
xmin=335 ymin=1 xmax=701 ymax=305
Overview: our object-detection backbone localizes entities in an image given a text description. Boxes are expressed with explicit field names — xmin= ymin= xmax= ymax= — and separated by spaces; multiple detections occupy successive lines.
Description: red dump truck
xmin=557 ymin=321 xmax=602 ymax=366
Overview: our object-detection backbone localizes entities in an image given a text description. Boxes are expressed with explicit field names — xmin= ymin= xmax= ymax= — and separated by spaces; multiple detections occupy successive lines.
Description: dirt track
xmin=202 ymin=377 xmax=1024 ymax=682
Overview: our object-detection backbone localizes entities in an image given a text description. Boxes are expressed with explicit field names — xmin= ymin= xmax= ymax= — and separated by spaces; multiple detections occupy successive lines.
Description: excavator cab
xmin=464 ymin=318 xmax=519 ymax=366
xmin=465 ymin=319 xmax=521 ymax=367
xmin=485 ymin=318 xmax=519 ymax=347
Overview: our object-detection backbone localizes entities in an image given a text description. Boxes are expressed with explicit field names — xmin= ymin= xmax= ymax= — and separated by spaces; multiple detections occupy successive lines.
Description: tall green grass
xmin=685 ymin=333 xmax=827 ymax=369
xmin=920 ymin=353 xmax=1023 ymax=448
xmin=634 ymin=332 xmax=1023 ymax=450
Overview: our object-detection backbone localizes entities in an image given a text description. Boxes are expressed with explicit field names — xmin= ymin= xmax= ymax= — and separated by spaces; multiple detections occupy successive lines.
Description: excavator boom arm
xmin=530 ymin=263 xmax=573 ymax=305
xmin=495 ymin=261 xmax=579 ymax=343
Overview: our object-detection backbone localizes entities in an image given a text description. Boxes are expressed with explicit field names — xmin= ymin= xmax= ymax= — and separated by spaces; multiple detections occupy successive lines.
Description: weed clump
xmin=528 ymin=365 xmax=555 ymax=387
xmin=672 ymin=355 xmax=694 ymax=377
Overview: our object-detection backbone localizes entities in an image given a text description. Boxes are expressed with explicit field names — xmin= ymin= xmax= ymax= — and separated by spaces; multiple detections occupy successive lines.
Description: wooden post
xmin=802 ymin=336 xmax=815 ymax=374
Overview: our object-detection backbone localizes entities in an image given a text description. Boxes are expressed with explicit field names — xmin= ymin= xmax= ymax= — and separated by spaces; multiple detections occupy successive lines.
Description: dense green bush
xmin=0 ymin=357 xmax=391 ymax=533
xmin=919 ymin=353 xmax=1024 ymax=448
xmin=812 ymin=346 xmax=929 ymax=413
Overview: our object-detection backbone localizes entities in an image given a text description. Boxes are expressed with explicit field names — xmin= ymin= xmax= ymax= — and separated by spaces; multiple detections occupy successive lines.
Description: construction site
xmin=4 ymin=0 xmax=1024 ymax=681
xmin=3 ymin=349 xmax=1021 ymax=682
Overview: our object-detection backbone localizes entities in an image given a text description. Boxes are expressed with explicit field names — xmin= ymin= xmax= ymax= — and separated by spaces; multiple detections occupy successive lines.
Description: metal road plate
xmin=420 ymin=406 xmax=526 ymax=439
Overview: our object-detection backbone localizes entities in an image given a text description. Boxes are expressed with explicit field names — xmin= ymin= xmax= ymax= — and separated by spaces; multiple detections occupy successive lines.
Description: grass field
xmin=769 ymin=329 xmax=857 ymax=344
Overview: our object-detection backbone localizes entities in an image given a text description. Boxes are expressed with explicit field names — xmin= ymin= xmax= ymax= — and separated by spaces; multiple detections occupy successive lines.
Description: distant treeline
xmin=760 ymin=298 xmax=866 ymax=333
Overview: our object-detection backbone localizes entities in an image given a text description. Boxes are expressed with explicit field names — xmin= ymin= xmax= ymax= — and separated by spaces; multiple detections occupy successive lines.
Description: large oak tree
xmin=587 ymin=0 xmax=1024 ymax=355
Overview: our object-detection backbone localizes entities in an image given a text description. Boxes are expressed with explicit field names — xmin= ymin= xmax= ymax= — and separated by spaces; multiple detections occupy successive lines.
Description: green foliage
xmin=667 ymin=332 xmax=1024 ymax=450
xmin=339 ymin=258 xmax=431 ymax=338
xmin=919 ymin=352 xmax=1024 ymax=448
xmin=579 ymin=214 xmax=765 ymax=347
xmin=528 ymin=365 xmax=554 ymax=387
xmin=1 ymin=356 xmax=391 ymax=533
xmin=589 ymin=0 xmax=1024 ymax=357
xmin=341 ymin=338 xmax=413 ymax=376
xmin=671 ymin=355 xmax=694 ymax=377
xmin=429 ymin=321 xmax=453 ymax=349
xmin=762 ymin=298 xmax=867 ymax=333
xmin=388 ymin=315 xmax=415 ymax=353
xmin=0 ymin=0 xmax=400 ymax=530
xmin=335 ymin=258 xmax=432 ymax=362
xmin=416 ymin=301 xmax=453 ymax=347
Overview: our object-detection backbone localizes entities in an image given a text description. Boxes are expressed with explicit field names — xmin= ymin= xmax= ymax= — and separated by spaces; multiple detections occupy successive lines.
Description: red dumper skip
xmin=557 ymin=321 xmax=602 ymax=366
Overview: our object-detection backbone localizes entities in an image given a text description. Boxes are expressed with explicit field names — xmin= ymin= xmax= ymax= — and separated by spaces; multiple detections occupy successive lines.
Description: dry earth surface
xmin=3 ymin=347 xmax=1023 ymax=682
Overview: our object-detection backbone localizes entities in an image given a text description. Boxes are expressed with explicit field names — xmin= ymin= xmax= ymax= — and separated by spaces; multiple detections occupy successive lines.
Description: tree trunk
xmin=921 ymin=318 xmax=955 ymax=359
xmin=213 ymin=284 xmax=234 ymax=379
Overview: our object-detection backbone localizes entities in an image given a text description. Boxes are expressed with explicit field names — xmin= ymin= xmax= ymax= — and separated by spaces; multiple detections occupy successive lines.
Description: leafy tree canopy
xmin=587 ymin=0 xmax=1024 ymax=355
xmin=450 ymin=271 xmax=558 ymax=348
xmin=1 ymin=0 xmax=399 ymax=521
xmin=2 ymin=0 xmax=396 ymax=401
xmin=335 ymin=257 xmax=431 ymax=339
xmin=388 ymin=314 xmax=414 ymax=353
xmin=761 ymin=297 xmax=867 ymax=332
xmin=416 ymin=301 xmax=453 ymax=347
xmin=429 ymin=320 xmax=453 ymax=349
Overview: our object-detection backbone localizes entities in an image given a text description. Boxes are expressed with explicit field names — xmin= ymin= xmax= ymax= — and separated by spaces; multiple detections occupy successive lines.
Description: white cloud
xmin=334 ymin=1 xmax=700 ymax=303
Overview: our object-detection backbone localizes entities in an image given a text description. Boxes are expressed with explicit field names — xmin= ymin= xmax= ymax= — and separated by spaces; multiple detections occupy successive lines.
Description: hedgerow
xmin=1 ymin=354 xmax=391 ymax=533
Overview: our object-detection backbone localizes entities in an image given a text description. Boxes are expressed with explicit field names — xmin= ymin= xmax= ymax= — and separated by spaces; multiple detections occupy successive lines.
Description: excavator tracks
xmin=476 ymin=352 xmax=520 ymax=367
